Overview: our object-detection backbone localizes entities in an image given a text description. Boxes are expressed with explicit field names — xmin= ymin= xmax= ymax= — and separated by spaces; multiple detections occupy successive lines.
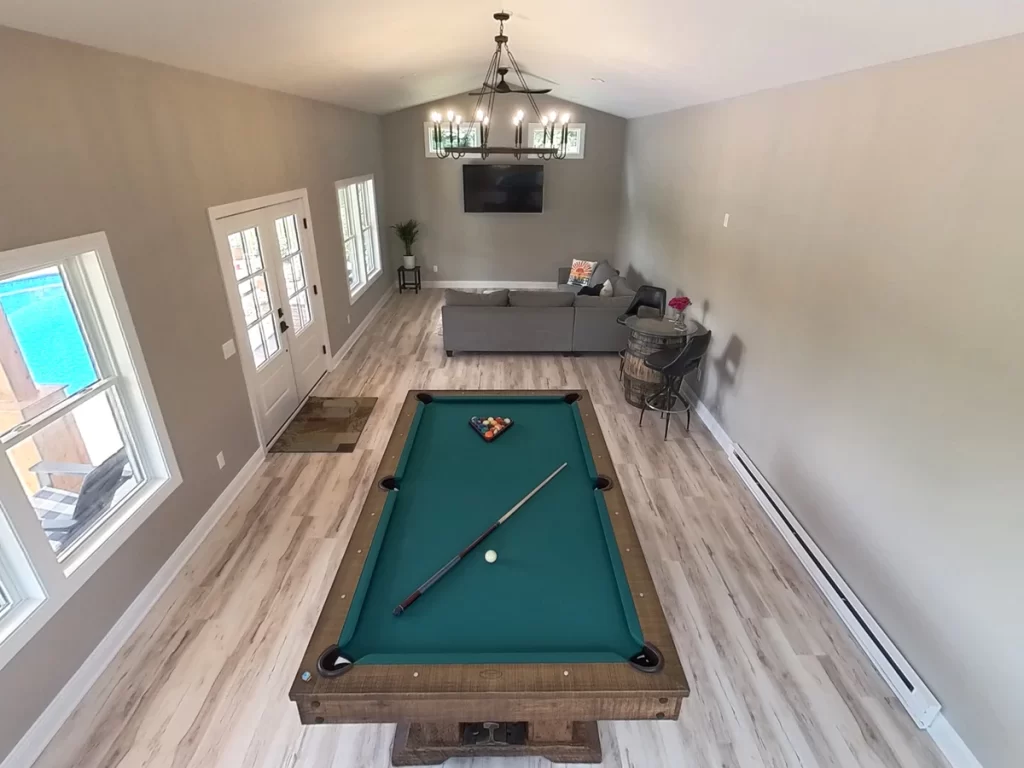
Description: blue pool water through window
xmin=0 ymin=269 xmax=97 ymax=397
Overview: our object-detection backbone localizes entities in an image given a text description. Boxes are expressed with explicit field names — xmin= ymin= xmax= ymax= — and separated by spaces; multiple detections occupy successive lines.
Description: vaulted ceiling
xmin=2 ymin=0 xmax=1023 ymax=117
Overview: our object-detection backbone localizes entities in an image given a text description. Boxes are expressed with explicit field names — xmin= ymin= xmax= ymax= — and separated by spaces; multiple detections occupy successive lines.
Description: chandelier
xmin=430 ymin=12 xmax=571 ymax=160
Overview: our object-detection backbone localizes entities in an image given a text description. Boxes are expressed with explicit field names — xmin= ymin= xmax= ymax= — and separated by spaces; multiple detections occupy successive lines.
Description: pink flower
xmin=669 ymin=296 xmax=691 ymax=312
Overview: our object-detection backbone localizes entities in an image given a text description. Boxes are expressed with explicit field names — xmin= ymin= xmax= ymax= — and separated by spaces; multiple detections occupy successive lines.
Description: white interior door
xmin=211 ymin=196 xmax=329 ymax=444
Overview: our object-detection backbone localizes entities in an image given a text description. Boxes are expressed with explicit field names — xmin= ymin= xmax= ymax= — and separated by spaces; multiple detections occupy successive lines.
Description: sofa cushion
xmin=557 ymin=283 xmax=581 ymax=294
xmin=509 ymin=290 xmax=576 ymax=307
xmin=611 ymin=276 xmax=635 ymax=297
xmin=590 ymin=260 xmax=618 ymax=287
xmin=573 ymin=294 xmax=634 ymax=309
xmin=444 ymin=288 xmax=509 ymax=306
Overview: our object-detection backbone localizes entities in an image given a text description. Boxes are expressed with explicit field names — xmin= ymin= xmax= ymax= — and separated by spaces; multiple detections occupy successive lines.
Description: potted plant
xmin=391 ymin=220 xmax=420 ymax=270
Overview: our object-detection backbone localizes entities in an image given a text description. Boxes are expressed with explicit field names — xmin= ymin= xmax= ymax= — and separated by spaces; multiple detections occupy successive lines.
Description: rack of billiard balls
xmin=469 ymin=416 xmax=513 ymax=442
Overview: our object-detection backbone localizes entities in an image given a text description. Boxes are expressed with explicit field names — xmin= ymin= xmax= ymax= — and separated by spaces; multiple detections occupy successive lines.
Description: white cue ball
xmin=484 ymin=549 xmax=498 ymax=563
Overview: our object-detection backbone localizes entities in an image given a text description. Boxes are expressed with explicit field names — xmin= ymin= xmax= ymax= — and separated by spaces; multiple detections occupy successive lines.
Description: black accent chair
xmin=617 ymin=285 xmax=667 ymax=379
xmin=638 ymin=330 xmax=712 ymax=440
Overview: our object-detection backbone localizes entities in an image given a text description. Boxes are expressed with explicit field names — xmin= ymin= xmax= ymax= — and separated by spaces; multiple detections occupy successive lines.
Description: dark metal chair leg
xmin=686 ymin=408 xmax=691 ymax=431
xmin=664 ymin=409 xmax=671 ymax=441
xmin=638 ymin=406 xmax=645 ymax=427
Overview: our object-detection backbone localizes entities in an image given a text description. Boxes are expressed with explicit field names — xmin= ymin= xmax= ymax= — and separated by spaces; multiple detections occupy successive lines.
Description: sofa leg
xmin=445 ymin=350 xmax=454 ymax=358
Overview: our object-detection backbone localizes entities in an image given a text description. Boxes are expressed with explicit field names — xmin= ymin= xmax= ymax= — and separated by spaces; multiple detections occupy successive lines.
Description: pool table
xmin=290 ymin=390 xmax=689 ymax=765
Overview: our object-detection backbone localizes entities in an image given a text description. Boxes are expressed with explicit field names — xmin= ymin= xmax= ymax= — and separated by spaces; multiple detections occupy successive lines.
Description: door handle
xmin=280 ymin=319 xmax=290 ymax=334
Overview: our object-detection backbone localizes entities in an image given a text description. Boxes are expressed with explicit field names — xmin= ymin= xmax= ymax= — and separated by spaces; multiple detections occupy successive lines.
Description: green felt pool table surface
xmin=338 ymin=394 xmax=645 ymax=665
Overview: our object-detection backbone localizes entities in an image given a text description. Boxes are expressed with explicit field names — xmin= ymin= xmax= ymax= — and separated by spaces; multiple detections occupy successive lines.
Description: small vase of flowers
xmin=669 ymin=295 xmax=691 ymax=328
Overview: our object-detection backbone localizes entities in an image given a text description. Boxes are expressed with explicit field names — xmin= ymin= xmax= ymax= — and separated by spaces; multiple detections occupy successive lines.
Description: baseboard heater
xmin=728 ymin=445 xmax=941 ymax=729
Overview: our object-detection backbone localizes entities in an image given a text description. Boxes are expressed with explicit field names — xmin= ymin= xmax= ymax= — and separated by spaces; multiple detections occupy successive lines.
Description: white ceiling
xmin=2 ymin=0 xmax=1023 ymax=117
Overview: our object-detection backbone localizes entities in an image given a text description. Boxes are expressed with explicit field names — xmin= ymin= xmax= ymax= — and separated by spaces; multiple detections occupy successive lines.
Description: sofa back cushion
xmin=590 ymin=260 xmax=619 ymax=287
xmin=509 ymin=290 xmax=575 ymax=307
xmin=611 ymin=276 xmax=635 ymax=297
xmin=444 ymin=288 xmax=509 ymax=306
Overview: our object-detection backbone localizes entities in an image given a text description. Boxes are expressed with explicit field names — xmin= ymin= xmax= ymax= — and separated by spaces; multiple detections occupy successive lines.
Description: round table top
xmin=624 ymin=315 xmax=694 ymax=338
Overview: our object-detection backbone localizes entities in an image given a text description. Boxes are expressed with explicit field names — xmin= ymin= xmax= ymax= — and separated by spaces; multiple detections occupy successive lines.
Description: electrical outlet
xmin=433 ymin=265 xmax=438 ymax=273
xmin=222 ymin=339 xmax=236 ymax=359
xmin=216 ymin=451 xmax=226 ymax=470
xmin=723 ymin=213 xmax=730 ymax=228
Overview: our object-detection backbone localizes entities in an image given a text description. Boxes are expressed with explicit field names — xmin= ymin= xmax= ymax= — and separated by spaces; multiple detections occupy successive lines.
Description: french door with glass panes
xmin=212 ymin=199 xmax=328 ymax=444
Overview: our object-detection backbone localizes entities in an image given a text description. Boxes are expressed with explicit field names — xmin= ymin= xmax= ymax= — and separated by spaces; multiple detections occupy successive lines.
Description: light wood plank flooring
xmin=33 ymin=290 xmax=949 ymax=768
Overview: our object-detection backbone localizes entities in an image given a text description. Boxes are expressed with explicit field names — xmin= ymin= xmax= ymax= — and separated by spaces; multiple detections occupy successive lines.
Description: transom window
xmin=528 ymin=123 xmax=586 ymax=159
xmin=336 ymin=176 xmax=383 ymax=302
xmin=423 ymin=122 xmax=483 ymax=156
xmin=0 ymin=232 xmax=179 ymax=668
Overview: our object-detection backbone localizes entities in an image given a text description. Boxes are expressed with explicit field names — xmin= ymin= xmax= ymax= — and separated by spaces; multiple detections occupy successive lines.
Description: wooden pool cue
xmin=393 ymin=462 xmax=568 ymax=616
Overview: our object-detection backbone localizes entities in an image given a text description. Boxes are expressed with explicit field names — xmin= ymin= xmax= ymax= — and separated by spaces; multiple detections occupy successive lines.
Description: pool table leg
xmin=391 ymin=719 xmax=602 ymax=765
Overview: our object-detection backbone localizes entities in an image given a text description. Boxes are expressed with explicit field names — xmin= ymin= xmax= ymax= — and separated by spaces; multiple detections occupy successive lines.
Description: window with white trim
xmin=423 ymin=122 xmax=483 ymax=157
xmin=336 ymin=176 xmax=383 ymax=302
xmin=528 ymin=123 xmax=586 ymax=159
xmin=0 ymin=233 xmax=180 ymax=667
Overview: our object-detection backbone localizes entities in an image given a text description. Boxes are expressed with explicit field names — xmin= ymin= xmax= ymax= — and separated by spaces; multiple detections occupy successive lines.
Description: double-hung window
xmin=336 ymin=175 xmax=383 ymax=302
xmin=0 ymin=232 xmax=179 ymax=667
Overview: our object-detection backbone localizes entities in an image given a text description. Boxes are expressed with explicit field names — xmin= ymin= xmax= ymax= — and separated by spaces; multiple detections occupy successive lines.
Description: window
xmin=423 ymin=122 xmax=483 ymax=157
xmin=276 ymin=214 xmax=312 ymax=333
xmin=336 ymin=176 xmax=383 ymax=302
xmin=0 ymin=233 xmax=179 ymax=668
xmin=528 ymin=123 xmax=586 ymax=159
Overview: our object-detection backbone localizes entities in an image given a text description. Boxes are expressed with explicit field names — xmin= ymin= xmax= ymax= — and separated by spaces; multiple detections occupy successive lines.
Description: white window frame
xmin=0 ymin=232 xmax=181 ymax=670
xmin=423 ymin=122 xmax=483 ymax=157
xmin=335 ymin=175 xmax=384 ymax=303
xmin=528 ymin=122 xmax=586 ymax=159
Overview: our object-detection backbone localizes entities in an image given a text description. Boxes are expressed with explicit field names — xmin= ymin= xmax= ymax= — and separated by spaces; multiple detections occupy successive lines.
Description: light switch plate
xmin=723 ymin=213 xmax=730 ymax=228
xmin=222 ymin=339 xmax=236 ymax=359
xmin=216 ymin=452 xmax=226 ymax=469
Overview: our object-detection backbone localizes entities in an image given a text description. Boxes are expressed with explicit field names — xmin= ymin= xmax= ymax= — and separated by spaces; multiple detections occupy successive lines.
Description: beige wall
xmin=617 ymin=34 xmax=1024 ymax=768
xmin=383 ymin=95 xmax=625 ymax=282
xmin=0 ymin=26 xmax=391 ymax=760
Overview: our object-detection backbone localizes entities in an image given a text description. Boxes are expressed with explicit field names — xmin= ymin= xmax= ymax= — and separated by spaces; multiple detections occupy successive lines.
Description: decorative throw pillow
xmin=567 ymin=259 xmax=598 ymax=286
xmin=599 ymin=279 xmax=614 ymax=297
xmin=577 ymin=284 xmax=603 ymax=296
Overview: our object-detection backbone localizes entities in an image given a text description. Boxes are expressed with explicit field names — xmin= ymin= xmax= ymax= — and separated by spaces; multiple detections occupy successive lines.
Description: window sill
xmin=347 ymin=267 xmax=383 ymax=305
xmin=0 ymin=472 xmax=181 ymax=670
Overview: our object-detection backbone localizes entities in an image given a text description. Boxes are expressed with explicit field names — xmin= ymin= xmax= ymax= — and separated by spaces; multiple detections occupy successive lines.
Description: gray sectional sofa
xmin=441 ymin=264 xmax=636 ymax=355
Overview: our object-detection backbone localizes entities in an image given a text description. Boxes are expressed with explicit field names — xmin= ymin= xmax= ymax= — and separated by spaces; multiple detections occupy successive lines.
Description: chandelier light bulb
xmin=446 ymin=110 xmax=454 ymax=121
xmin=541 ymin=115 xmax=549 ymax=126
xmin=430 ymin=112 xmax=441 ymax=123
xmin=561 ymin=112 xmax=571 ymax=124
xmin=549 ymin=110 xmax=557 ymax=123
xmin=454 ymin=114 xmax=462 ymax=124
xmin=482 ymin=115 xmax=489 ymax=125
xmin=476 ymin=109 xmax=485 ymax=121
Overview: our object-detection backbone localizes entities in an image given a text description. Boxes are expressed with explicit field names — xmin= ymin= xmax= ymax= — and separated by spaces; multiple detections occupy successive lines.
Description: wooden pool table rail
xmin=289 ymin=389 xmax=689 ymax=725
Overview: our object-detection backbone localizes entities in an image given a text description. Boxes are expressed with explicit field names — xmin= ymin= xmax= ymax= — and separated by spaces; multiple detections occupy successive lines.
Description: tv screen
xmin=463 ymin=164 xmax=543 ymax=213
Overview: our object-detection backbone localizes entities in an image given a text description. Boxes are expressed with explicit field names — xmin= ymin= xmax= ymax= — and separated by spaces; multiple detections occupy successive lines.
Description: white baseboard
xmin=679 ymin=383 xmax=983 ymax=768
xmin=331 ymin=285 xmax=395 ymax=370
xmin=422 ymin=280 xmax=554 ymax=290
xmin=1 ymin=449 xmax=266 ymax=768
xmin=928 ymin=715 xmax=984 ymax=768
xmin=681 ymin=380 xmax=733 ymax=452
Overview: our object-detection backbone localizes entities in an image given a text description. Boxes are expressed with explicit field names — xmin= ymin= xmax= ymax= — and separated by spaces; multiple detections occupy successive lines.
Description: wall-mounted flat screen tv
xmin=463 ymin=164 xmax=544 ymax=213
